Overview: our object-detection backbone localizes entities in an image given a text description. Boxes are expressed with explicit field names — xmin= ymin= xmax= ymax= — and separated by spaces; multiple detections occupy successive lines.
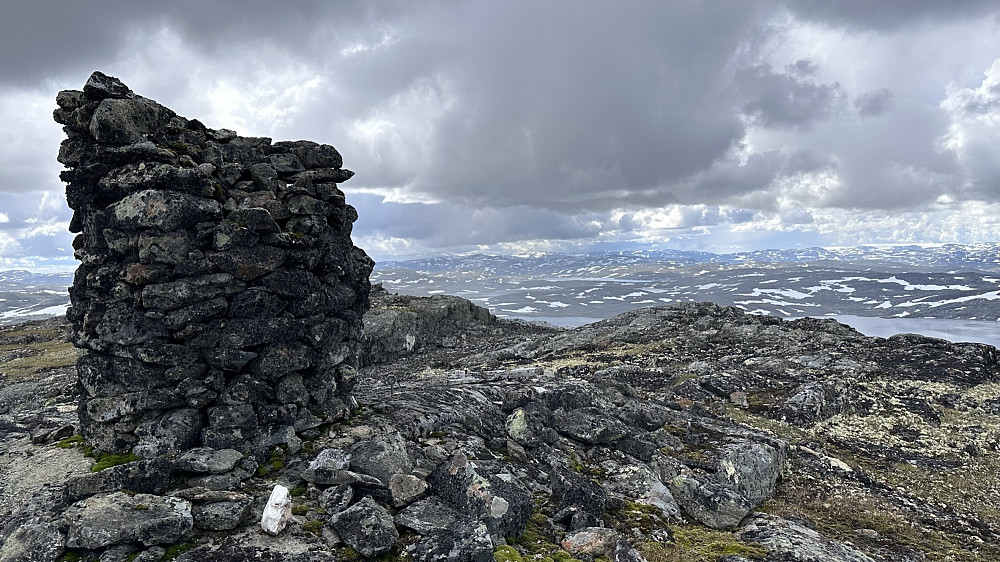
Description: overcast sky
xmin=0 ymin=1 xmax=997 ymax=270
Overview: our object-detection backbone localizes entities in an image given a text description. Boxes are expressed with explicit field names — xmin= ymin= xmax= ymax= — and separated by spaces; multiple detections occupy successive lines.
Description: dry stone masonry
xmin=53 ymin=71 xmax=373 ymax=456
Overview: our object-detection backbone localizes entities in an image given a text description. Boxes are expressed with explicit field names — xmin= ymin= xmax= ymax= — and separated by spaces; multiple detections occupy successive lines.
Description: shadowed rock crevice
xmin=54 ymin=71 xmax=372 ymax=456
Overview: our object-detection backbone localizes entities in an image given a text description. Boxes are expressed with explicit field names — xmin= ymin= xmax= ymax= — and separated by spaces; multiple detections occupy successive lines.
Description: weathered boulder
xmin=668 ymin=474 xmax=754 ymax=530
xmin=715 ymin=440 xmax=786 ymax=507
xmin=561 ymin=526 xmax=620 ymax=557
xmin=0 ymin=519 xmax=66 ymax=562
xmin=360 ymin=286 xmax=497 ymax=366
xmin=175 ymin=447 xmax=244 ymax=474
xmin=394 ymin=496 xmax=462 ymax=535
xmin=192 ymin=499 xmax=253 ymax=531
xmin=737 ymin=513 xmax=877 ymax=562
xmin=349 ymin=432 xmax=413 ymax=485
xmin=409 ymin=517 xmax=494 ymax=562
xmin=389 ymin=473 xmax=430 ymax=507
xmin=301 ymin=447 xmax=352 ymax=485
xmin=427 ymin=452 xmax=533 ymax=539
xmin=328 ymin=496 xmax=399 ymax=557
xmin=318 ymin=484 xmax=354 ymax=515
xmin=64 ymin=457 xmax=174 ymax=502
xmin=64 ymin=492 xmax=193 ymax=549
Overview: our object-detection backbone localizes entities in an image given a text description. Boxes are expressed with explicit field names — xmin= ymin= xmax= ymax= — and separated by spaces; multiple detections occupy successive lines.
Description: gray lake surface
xmin=818 ymin=314 xmax=999 ymax=347
xmin=504 ymin=312 xmax=1000 ymax=347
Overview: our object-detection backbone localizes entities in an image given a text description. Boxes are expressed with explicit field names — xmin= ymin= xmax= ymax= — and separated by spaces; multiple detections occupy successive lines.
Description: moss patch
xmin=604 ymin=499 xmax=670 ymax=537
xmin=636 ymin=525 xmax=768 ymax=561
xmin=256 ymin=447 xmax=287 ymax=477
xmin=762 ymin=473 xmax=1000 ymax=562
xmin=506 ymin=505 xmax=582 ymax=561
xmin=291 ymin=504 xmax=309 ymax=516
xmin=57 ymin=551 xmax=82 ymax=562
xmin=303 ymin=519 xmax=324 ymax=537
xmin=56 ymin=434 xmax=86 ymax=449
xmin=493 ymin=545 xmax=524 ymax=562
xmin=161 ymin=542 xmax=196 ymax=560
xmin=91 ymin=452 xmax=140 ymax=472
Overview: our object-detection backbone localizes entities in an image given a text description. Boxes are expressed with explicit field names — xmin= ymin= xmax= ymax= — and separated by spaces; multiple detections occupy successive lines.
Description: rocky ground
xmin=1 ymin=288 xmax=998 ymax=561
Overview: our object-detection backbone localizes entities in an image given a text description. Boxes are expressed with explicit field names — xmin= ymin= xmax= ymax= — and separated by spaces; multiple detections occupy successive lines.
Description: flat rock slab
xmin=63 ymin=457 xmax=174 ymax=502
xmin=192 ymin=499 xmax=253 ymax=531
xmin=65 ymin=491 xmax=193 ymax=549
xmin=395 ymin=496 xmax=460 ymax=535
xmin=0 ymin=443 xmax=92 ymax=525
xmin=176 ymin=447 xmax=244 ymax=474
xmin=737 ymin=513 xmax=877 ymax=562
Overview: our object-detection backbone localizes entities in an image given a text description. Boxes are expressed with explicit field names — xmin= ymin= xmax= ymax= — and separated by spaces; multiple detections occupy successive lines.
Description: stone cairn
xmin=54 ymin=71 xmax=373 ymax=457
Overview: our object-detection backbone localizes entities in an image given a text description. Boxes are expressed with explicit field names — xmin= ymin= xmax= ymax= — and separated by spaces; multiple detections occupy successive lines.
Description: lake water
xmin=499 ymin=312 xmax=999 ymax=347
xmin=818 ymin=314 xmax=999 ymax=347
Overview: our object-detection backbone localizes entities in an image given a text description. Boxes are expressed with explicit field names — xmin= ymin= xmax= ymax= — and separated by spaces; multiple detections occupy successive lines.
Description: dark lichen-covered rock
xmin=327 ymin=496 xmax=399 ymax=557
xmin=0 ymin=519 xmax=66 ymax=562
xmin=54 ymin=71 xmax=372 ymax=456
xmin=359 ymin=285 xmax=498 ymax=366
xmin=64 ymin=492 xmax=193 ymax=549
xmin=736 ymin=513 xmax=876 ymax=562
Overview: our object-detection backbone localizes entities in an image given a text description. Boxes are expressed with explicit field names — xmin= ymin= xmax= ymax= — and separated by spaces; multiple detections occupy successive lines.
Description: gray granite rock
xmin=328 ymin=497 xmax=398 ymax=557
xmin=64 ymin=492 xmax=193 ymax=549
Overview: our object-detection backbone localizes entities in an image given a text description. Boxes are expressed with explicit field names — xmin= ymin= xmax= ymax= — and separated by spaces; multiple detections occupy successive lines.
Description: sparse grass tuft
xmin=0 ymin=337 xmax=78 ymax=382
xmin=637 ymin=525 xmax=767 ymax=561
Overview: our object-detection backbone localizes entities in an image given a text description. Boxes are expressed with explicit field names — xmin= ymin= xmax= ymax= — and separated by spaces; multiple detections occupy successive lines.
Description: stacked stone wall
xmin=54 ymin=71 xmax=373 ymax=455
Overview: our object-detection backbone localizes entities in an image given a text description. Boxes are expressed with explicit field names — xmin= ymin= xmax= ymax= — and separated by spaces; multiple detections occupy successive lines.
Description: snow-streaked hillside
xmin=373 ymin=244 xmax=1000 ymax=324
xmin=0 ymin=271 xmax=72 ymax=326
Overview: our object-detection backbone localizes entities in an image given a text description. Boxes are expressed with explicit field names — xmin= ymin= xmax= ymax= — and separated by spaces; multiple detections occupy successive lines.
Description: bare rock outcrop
xmin=1 ymin=295 xmax=998 ymax=560
xmin=53 ymin=71 xmax=372 ymax=456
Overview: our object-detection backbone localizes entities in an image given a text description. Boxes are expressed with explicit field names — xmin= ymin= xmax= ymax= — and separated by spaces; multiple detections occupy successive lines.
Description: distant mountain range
xmin=378 ymin=243 xmax=1000 ymax=274
xmin=0 ymin=270 xmax=72 ymax=326
xmin=373 ymin=243 xmax=1000 ymax=324
xmin=1 ymin=243 xmax=998 ymax=327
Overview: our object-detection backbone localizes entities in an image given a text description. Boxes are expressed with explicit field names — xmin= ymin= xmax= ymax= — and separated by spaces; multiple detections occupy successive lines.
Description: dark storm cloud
xmin=737 ymin=62 xmax=846 ymax=130
xmin=786 ymin=0 xmax=998 ymax=31
xmin=378 ymin=1 xmax=762 ymax=213
xmin=854 ymin=89 xmax=894 ymax=117
xmin=350 ymin=193 xmax=602 ymax=248
xmin=0 ymin=1 xmax=390 ymax=86
xmin=0 ymin=0 xmax=996 ymax=263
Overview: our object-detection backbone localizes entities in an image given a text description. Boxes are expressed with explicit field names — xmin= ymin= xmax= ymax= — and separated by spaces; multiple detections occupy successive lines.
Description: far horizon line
xmin=373 ymin=241 xmax=1000 ymax=264
xmin=2 ymin=241 xmax=997 ymax=274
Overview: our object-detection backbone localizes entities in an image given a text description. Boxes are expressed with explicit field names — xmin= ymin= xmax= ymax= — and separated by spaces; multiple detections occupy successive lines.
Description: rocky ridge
xmin=1 ymin=290 xmax=997 ymax=561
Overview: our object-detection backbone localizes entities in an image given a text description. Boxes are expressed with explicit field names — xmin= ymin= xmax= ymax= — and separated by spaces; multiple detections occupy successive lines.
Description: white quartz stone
xmin=260 ymin=484 xmax=292 ymax=535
